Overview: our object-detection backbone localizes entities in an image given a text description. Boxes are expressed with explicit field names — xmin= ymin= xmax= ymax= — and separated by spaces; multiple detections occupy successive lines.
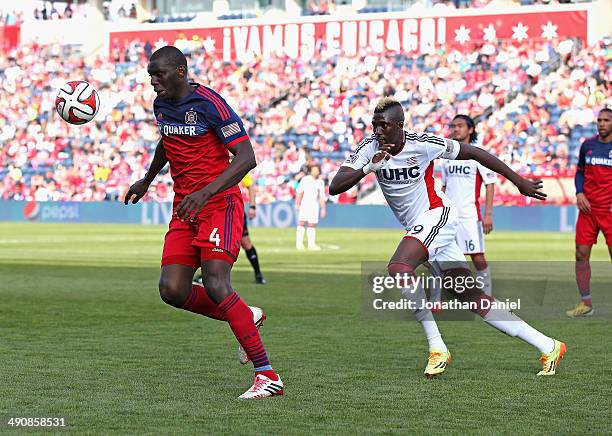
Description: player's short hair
xmin=149 ymin=45 xmax=187 ymax=69
xmin=452 ymin=114 xmax=478 ymax=144
xmin=374 ymin=98 xmax=405 ymax=122
xmin=600 ymin=107 xmax=612 ymax=116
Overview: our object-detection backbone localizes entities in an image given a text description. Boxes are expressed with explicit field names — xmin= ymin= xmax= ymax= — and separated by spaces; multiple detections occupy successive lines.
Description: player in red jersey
xmin=124 ymin=46 xmax=282 ymax=398
xmin=567 ymin=108 xmax=612 ymax=317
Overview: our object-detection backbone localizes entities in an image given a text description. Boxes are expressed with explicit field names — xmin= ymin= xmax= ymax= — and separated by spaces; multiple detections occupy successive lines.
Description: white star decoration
xmin=541 ymin=22 xmax=558 ymax=40
xmin=454 ymin=25 xmax=471 ymax=44
xmin=154 ymin=38 xmax=168 ymax=51
xmin=483 ymin=24 xmax=497 ymax=42
xmin=512 ymin=22 xmax=529 ymax=41
xmin=203 ymin=36 xmax=216 ymax=53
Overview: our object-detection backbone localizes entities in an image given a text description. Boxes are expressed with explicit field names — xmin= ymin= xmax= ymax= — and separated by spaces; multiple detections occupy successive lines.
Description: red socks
xmin=181 ymin=284 xmax=226 ymax=320
xmin=575 ymin=261 xmax=592 ymax=306
xmin=218 ymin=292 xmax=272 ymax=371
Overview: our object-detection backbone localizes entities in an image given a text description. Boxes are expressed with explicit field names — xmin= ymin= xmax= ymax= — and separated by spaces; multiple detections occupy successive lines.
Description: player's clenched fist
xmin=175 ymin=187 xmax=213 ymax=221
xmin=124 ymin=178 xmax=150 ymax=205
xmin=362 ymin=146 xmax=392 ymax=174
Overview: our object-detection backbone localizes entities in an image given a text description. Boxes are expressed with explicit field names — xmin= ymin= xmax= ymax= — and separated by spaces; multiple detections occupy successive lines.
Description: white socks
xmin=306 ymin=227 xmax=316 ymax=248
xmin=483 ymin=306 xmax=555 ymax=353
xmin=476 ymin=266 xmax=493 ymax=296
xmin=401 ymin=286 xmax=448 ymax=352
xmin=296 ymin=225 xmax=305 ymax=249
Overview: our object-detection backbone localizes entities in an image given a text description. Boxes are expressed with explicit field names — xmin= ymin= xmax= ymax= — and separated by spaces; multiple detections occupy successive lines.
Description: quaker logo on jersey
xmin=185 ymin=109 xmax=197 ymax=125
xmin=378 ymin=166 xmax=420 ymax=182
xmin=23 ymin=201 xmax=40 ymax=220
xmin=586 ymin=155 xmax=612 ymax=166
xmin=609 ymin=150 xmax=612 ymax=159
xmin=447 ymin=165 xmax=471 ymax=175
xmin=157 ymin=121 xmax=198 ymax=136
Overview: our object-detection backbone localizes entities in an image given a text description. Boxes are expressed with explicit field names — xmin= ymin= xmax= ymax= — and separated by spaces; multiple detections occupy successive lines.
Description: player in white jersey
xmin=329 ymin=98 xmax=566 ymax=378
xmin=441 ymin=115 xmax=496 ymax=295
xmin=295 ymin=165 xmax=327 ymax=250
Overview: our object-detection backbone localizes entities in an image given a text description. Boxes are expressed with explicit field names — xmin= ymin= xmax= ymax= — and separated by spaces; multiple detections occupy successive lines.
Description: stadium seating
xmin=0 ymin=34 xmax=609 ymax=204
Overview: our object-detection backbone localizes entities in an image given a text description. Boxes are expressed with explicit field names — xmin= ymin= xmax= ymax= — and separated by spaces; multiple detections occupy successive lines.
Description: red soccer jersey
xmin=576 ymin=136 xmax=612 ymax=214
xmin=153 ymin=83 xmax=248 ymax=205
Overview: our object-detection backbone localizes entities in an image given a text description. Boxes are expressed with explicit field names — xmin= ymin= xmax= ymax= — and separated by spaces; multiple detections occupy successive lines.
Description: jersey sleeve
xmin=342 ymin=137 xmax=377 ymax=170
xmin=296 ymin=177 xmax=305 ymax=194
xmin=197 ymin=87 xmax=248 ymax=147
xmin=575 ymin=142 xmax=586 ymax=194
xmin=440 ymin=161 xmax=448 ymax=186
xmin=477 ymin=162 xmax=497 ymax=185
xmin=424 ymin=134 xmax=461 ymax=161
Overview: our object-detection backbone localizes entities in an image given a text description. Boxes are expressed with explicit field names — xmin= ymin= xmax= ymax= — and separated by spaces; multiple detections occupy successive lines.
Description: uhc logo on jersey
xmin=377 ymin=166 xmax=420 ymax=182
xmin=447 ymin=165 xmax=471 ymax=175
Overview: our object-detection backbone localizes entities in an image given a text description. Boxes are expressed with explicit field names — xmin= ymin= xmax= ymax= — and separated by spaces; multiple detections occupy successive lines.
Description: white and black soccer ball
xmin=55 ymin=80 xmax=100 ymax=125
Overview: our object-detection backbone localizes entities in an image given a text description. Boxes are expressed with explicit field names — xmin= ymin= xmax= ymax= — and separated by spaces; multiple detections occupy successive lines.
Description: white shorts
xmin=455 ymin=219 xmax=485 ymax=255
xmin=404 ymin=206 xmax=468 ymax=267
xmin=298 ymin=204 xmax=320 ymax=224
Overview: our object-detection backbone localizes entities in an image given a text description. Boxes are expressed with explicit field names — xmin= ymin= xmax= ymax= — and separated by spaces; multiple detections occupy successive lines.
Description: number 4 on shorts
xmin=209 ymin=227 xmax=220 ymax=246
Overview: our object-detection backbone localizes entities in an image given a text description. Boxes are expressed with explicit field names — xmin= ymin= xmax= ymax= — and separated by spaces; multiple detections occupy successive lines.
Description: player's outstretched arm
xmin=124 ymin=139 xmax=167 ymax=204
xmin=175 ymin=138 xmax=256 ymax=220
xmin=456 ymin=144 xmax=546 ymax=201
xmin=329 ymin=149 xmax=390 ymax=195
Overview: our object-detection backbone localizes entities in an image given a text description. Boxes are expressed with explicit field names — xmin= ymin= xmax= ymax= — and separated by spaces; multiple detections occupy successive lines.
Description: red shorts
xmin=575 ymin=211 xmax=612 ymax=246
xmin=162 ymin=193 xmax=244 ymax=267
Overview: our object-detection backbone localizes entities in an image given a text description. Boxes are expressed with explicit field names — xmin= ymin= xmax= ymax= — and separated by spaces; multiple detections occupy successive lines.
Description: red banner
xmin=110 ymin=10 xmax=587 ymax=62
xmin=0 ymin=25 xmax=20 ymax=53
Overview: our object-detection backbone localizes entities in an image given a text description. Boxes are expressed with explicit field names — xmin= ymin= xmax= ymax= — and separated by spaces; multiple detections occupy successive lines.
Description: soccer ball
xmin=55 ymin=80 xmax=100 ymax=125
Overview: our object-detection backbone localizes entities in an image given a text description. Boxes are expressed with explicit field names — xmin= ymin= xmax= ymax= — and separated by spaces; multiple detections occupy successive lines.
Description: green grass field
xmin=1 ymin=223 xmax=610 ymax=434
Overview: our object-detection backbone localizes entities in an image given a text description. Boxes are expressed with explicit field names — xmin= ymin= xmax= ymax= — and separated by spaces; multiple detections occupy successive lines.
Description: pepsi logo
xmin=23 ymin=201 xmax=40 ymax=220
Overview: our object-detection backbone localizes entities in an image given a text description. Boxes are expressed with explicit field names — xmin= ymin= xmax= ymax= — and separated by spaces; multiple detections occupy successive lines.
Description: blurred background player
xmin=567 ymin=108 xmax=612 ymax=317
xmin=295 ymin=165 xmax=327 ymax=251
xmin=240 ymin=173 xmax=266 ymax=284
xmin=441 ymin=115 xmax=497 ymax=296
xmin=124 ymin=46 xmax=282 ymax=399
xmin=194 ymin=172 xmax=266 ymax=284
xmin=330 ymin=98 xmax=566 ymax=378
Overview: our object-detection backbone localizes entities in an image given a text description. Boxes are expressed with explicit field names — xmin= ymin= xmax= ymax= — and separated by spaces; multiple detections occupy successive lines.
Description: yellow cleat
xmin=424 ymin=350 xmax=451 ymax=378
xmin=565 ymin=302 xmax=593 ymax=318
xmin=537 ymin=340 xmax=567 ymax=376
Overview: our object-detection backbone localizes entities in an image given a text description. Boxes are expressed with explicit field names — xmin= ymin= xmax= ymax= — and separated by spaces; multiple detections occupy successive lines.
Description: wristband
xmin=362 ymin=158 xmax=386 ymax=174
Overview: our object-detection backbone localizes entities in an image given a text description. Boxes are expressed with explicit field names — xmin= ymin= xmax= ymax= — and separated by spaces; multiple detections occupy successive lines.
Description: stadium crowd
xmin=0 ymin=34 xmax=609 ymax=204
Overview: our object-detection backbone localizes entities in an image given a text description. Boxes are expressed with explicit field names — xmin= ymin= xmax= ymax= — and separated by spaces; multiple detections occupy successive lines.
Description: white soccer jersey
xmin=297 ymin=175 xmax=326 ymax=209
xmin=343 ymin=131 xmax=460 ymax=229
xmin=441 ymin=159 xmax=497 ymax=221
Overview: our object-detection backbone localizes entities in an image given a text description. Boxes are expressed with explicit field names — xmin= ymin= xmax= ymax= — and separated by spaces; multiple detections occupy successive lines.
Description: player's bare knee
xmin=471 ymin=254 xmax=488 ymax=271
xmin=241 ymin=237 xmax=252 ymax=250
xmin=575 ymin=246 xmax=590 ymax=261
xmin=387 ymin=261 xmax=415 ymax=280
xmin=202 ymin=272 xmax=230 ymax=295
xmin=158 ymin=279 xmax=188 ymax=307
